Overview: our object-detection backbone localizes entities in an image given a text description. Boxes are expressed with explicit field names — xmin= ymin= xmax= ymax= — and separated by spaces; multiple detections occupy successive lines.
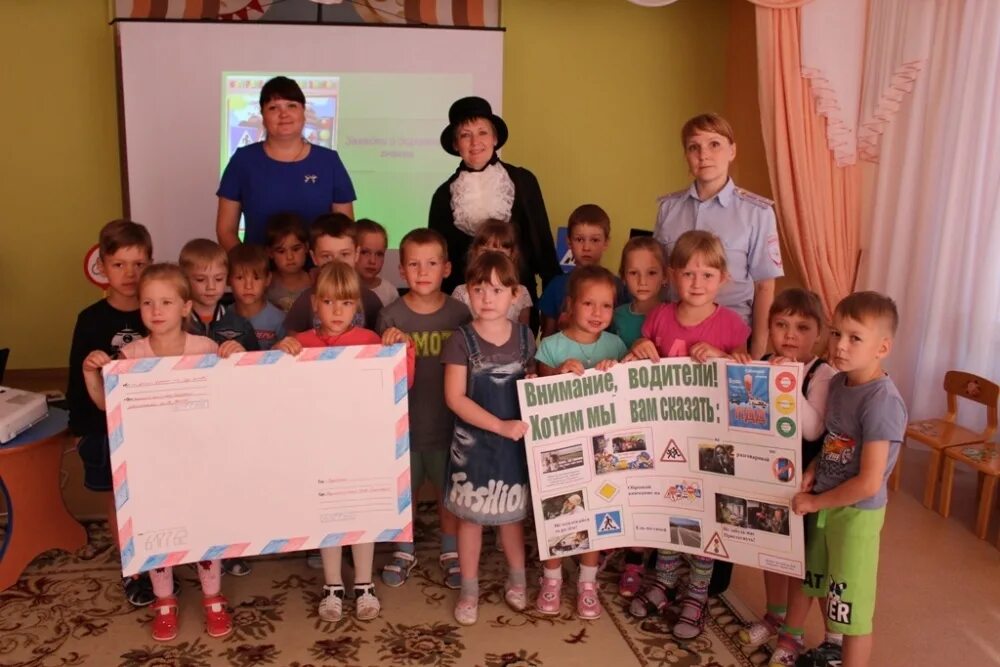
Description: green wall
xmin=1 ymin=0 xmax=729 ymax=370
xmin=501 ymin=0 xmax=730 ymax=273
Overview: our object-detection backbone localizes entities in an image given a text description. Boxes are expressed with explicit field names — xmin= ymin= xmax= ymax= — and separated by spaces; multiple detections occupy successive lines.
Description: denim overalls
xmin=444 ymin=323 xmax=532 ymax=526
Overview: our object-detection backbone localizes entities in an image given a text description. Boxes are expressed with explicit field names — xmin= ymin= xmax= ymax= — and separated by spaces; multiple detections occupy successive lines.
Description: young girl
xmin=276 ymin=261 xmax=414 ymax=623
xmin=613 ymin=237 xmax=667 ymax=348
xmin=355 ymin=218 xmax=399 ymax=307
xmin=535 ymin=265 xmax=627 ymax=620
xmin=627 ymin=230 xmax=751 ymax=640
xmin=265 ymin=213 xmax=311 ymax=311
xmin=441 ymin=251 xmax=535 ymax=625
xmin=611 ymin=237 xmax=669 ymax=597
xmin=82 ymin=263 xmax=243 ymax=642
xmin=736 ymin=289 xmax=842 ymax=667
xmin=451 ymin=220 xmax=532 ymax=325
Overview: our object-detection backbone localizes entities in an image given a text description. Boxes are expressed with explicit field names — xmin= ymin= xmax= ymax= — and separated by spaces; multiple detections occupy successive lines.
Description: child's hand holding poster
xmin=517 ymin=358 xmax=806 ymax=577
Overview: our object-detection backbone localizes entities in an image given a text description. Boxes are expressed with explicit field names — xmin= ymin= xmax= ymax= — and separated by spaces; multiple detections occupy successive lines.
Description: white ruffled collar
xmin=450 ymin=162 xmax=516 ymax=236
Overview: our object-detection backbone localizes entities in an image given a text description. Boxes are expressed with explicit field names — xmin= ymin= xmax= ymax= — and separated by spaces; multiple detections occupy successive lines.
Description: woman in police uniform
xmin=653 ymin=113 xmax=784 ymax=596
xmin=653 ymin=113 xmax=783 ymax=361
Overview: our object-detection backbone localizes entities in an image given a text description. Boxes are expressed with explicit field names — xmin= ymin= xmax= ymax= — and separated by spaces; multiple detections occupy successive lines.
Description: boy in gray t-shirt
xmin=770 ymin=292 xmax=906 ymax=667
xmin=377 ymin=229 xmax=471 ymax=590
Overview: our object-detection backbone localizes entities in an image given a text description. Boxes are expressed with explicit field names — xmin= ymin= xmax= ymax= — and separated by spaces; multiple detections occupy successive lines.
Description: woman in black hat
xmin=429 ymin=97 xmax=560 ymax=306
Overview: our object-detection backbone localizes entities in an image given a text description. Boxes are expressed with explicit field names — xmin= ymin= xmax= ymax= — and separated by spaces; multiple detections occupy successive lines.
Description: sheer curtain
xmin=860 ymin=0 xmax=1000 ymax=420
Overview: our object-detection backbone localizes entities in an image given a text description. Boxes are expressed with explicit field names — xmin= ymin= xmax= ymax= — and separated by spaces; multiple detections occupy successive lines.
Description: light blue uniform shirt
xmin=653 ymin=178 xmax=783 ymax=324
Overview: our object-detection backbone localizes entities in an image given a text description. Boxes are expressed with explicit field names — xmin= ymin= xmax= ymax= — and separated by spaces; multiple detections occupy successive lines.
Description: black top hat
xmin=440 ymin=96 xmax=509 ymax=157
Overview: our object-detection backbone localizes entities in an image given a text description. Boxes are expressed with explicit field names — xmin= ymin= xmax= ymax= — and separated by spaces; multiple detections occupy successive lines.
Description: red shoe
xmin=150 ymin=597 xmax=179 ymax=642
xmin=203 ymin=594 xmax=233 ymax=638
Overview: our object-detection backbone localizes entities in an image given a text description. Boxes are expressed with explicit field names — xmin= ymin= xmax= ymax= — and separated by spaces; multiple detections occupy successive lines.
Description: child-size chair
xmin=890 ymin=371 xmax=998 ymax=509
xmin=938 ymin=441 xmax=1000 ymax=541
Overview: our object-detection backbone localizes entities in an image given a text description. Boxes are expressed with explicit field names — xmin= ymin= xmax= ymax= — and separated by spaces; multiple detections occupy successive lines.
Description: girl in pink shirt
xmin=625 ymin=231 xmax=750 ymax=640
xmin=83 ymin=263 xmax=243 ymax=642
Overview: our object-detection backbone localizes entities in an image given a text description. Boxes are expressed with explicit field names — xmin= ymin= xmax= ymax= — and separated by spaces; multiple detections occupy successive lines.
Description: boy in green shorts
xmin=770 ymin=291 xmax=906 ymax=667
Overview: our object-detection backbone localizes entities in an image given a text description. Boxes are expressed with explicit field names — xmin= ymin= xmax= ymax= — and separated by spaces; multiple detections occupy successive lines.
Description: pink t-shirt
xmin=120 ymin=333 xmax=218 ymax=359
xmin=641 ymin=302 xmax=750 ymax=357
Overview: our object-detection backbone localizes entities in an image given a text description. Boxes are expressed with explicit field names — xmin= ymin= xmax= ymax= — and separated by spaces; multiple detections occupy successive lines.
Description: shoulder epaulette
xmin=734 ymin=188 xmax=774 ymax=209
xmin=657 ymin=188 xmax=688 ymax=203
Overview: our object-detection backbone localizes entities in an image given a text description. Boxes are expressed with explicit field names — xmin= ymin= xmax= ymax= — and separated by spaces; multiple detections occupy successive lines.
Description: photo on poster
xmin=669 ymin=517 xmax=702 ymax=547
xmin=699 ymin=443 xmax=735 ymax=476
xmin=541 ymin=443 xmax=585 ymax=473
xmin=727 ymin=365 xmax=771 ymax=432
xmin=593 ymin=430 xmax=654 ymax=474
xmin=747 ymin=500 xmax=791 ymax=536
xmin=716 ymin=492 xmax=791 ymax=537
xmin=541 ymin=489 xmax=588 ymax=520
xmin=716 ymin=493 xmax=748 ymax=527
xmin=548 ymin=529 xmax=591 ymax=556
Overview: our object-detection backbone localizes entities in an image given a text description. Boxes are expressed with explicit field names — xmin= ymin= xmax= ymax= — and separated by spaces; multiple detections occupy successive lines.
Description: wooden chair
xmin=938 ymin=442 xmax=1000 ymax=540
xmin=890 ymin=371 xmax=998 ymax=508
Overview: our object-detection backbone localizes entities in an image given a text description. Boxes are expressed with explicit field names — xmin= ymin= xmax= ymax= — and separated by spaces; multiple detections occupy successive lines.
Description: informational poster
xmin=517 ymin=359 xmax=806 ymax=576
xmin=103 ymin=345 xmax=412 ymax=577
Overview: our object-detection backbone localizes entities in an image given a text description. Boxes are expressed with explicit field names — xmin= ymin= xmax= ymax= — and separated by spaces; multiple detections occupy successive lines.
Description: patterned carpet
xmin=1 ymin=505 xmax=770 ymax=667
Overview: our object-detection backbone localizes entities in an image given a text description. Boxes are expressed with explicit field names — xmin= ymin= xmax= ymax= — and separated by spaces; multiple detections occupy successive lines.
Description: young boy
xmin=67 ymin=219 xmax=156 ymax=606
xmin=376 ymin=229 xmax=471 ymax=590
xmin=538 ymin=204 xmax=626 ymax=337
xmin=771 ymin=291 xmax=906 ymax=667
xmin=228 ymin=244 xmax=286 ymax=350
xmin=356 ymin=218 xmax=399 ymax=307
xmin=283 ymin=214 xmax=383 ymax=334
xmin=179 ymin=239 xmax=258 ymax=577
xmin=179 ymin=239 xmax=260 ymax=355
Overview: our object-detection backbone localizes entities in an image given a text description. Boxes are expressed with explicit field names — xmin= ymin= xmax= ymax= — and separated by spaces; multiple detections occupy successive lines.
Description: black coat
xmin=428 ymin=160 xmax=561 ymax=298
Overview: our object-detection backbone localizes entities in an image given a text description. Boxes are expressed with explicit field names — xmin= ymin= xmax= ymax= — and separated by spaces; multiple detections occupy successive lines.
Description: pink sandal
xmin=576 ymin=581 xmax=603 ymax=620
xmin=535 ymin=576 xmax=562 ymax=615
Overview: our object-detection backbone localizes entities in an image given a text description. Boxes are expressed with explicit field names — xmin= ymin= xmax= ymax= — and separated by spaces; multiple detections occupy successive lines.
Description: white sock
xmin=543 ymin=566 xmax=562 ymax=581
xmin=578 ymin=564 xmax=599 ymax=584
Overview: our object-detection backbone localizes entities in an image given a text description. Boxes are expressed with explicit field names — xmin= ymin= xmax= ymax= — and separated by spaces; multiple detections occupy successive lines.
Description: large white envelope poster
xmin=517 ymin=359 xmax=806 ymax=577
xmin=103 ymin=345 xmax=412 ymax=577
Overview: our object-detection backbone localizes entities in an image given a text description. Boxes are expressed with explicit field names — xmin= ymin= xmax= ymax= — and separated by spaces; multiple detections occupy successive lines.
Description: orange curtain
xmin=745 ymin=0 xmax=813 ymax=7
xmin=754 ymin=5 xmax=861 ymax=318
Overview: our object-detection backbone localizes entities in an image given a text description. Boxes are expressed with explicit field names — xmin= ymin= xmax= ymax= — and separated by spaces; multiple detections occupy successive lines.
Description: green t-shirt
xmin=610 ymin=304 xmax=648 ymax=348
xmin=535 ymin=331 xmax=628 ymax=369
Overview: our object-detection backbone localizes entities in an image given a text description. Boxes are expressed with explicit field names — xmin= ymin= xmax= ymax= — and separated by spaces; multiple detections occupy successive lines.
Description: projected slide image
xmin=221 ymin=74 xmax=340 ymax=167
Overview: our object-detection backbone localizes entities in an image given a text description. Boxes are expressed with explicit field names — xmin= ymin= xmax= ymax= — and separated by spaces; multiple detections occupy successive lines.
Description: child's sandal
xmin=318 ymin=584 xmax=345 ymax=622
xmin=150 ymin=596 xmax=179 ymax=642
xmin=380 ymin=551 xmax=417 ymax=587
xmin=627 ymin=581 xmax=670 ymax=619
xmin=504 ymin=583 xmax=527 ymax=612
xmin=672 ymin=596 xmax=706 ymax=640
xmin=354 ymin=583 xmax=381 ymax=621
xmin=439 ymin=552 xmax=462 ymax=590
xmin=202 ymin=594 xmax=233 ymax=639
xmin=535 ymin=576 xmax=563 ymax=615
xmin=454 ymin=596 xmax=479 ymax=625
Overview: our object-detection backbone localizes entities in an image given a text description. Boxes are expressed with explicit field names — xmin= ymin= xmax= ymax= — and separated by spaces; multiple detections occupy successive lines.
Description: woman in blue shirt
xmin=216 ymin=76 xmax=356 ymax=249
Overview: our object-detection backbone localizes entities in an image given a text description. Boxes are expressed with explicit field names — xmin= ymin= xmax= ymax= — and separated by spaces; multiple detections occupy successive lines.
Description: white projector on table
xmin=0 ymin=386 xmax=48 ymax=444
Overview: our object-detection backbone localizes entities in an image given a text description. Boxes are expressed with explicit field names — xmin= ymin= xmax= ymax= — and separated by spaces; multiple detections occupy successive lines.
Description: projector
xmin=0 ymin=386 xmax=48 ymax=444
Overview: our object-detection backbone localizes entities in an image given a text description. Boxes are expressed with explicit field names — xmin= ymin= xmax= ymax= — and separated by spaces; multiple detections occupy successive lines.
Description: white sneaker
xmin=318 ymin=584 xmax=345 ymax=622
